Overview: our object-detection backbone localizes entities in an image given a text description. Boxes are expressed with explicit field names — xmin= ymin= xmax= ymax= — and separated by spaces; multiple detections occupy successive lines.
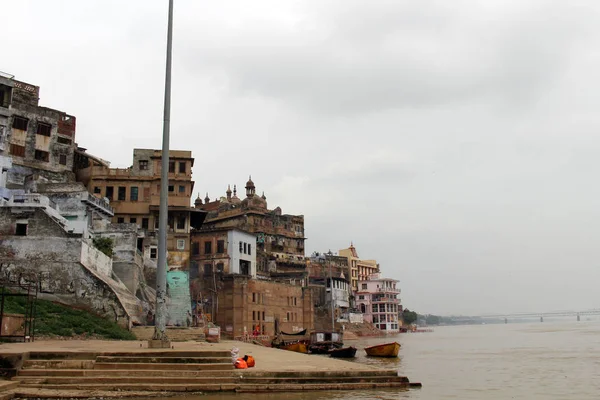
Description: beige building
xmin=339 ymin=243 xmax=379 ymax=293
xmin=75 ymin=148 xmax=206 ymax=268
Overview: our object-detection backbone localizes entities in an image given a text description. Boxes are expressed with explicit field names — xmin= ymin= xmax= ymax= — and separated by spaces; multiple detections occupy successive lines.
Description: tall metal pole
xmin=153 ymin=0 xmax=174 ymax=341
xmin=328 ymin=261 xmax=335 ymax=332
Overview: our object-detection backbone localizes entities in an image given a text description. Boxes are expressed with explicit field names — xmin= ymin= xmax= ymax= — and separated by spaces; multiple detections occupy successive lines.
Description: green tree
xmin=93 ymin=237 xmax=114 ymax=257
xmin=402 ymin=309 xmax=418 ymax=325
xmin=425 ymin=314 xmax=440 ymax=325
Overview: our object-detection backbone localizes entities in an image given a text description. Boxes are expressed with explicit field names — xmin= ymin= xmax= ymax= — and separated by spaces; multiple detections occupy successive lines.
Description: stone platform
xmin=0 ymin=339 xmax=421 ymax=398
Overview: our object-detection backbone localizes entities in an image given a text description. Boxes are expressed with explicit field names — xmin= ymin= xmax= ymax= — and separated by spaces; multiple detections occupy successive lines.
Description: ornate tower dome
xmin=245 ymin=175 xmax=256 ymax=198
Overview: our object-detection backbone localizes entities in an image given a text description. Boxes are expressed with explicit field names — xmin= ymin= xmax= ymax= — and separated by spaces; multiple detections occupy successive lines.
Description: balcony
xmin=81 ymin=192 xmax=114 ymax=217
xmin=10 ymin=193 xmax=57 ymax=210
xmin=377 ymin=287 xmax=400 ymax=294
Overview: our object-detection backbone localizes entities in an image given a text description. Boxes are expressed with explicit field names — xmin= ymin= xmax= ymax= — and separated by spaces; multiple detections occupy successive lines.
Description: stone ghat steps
xmin=17 ymin=375 xmax=410 ymax=385
xmin=131 ymin=327 xmax=206 ymax=342
xmin=95 ymin=356 xmax=232 ymax=364
xmin=16 ymin=382 xmax=419 ymax=392
xmin=17 ymin=368 xmax=399 ymax=378
xmin=26 ymin=350 xmax=231 ymax=359
xmin=94 ymin=362 xmax=233 ymax=371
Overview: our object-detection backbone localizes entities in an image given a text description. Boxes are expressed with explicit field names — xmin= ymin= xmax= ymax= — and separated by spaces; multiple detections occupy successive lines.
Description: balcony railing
xmin=377 ymin=287 xmax=400 ymax=293
xmin=81 ymin=192 xmax=114 ymax=215
xmin=11 ymin=193 xmax=57 ymax=210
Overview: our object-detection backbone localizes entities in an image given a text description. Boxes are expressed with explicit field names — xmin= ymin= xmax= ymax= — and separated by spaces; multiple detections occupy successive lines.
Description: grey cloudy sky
xmin=5 ymin=0 xmax=600 ymax=315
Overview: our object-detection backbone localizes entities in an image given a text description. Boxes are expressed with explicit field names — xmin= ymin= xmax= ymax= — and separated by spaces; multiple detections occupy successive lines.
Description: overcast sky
xmin=5 ymin=0 xmax=600 ymax=315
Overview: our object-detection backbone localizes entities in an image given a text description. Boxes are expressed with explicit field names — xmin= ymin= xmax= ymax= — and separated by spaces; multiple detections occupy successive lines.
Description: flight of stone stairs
xmin=5 ymin=350 xmax=419 ymax=396
xmin=131 ymin=326 xmax=206 ymax=342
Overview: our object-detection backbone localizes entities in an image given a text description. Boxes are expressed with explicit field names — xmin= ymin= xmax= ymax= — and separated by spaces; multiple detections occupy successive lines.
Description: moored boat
xmin=364 ymin=342 xmax=401 ymax=357
xmin=280 ymin=342 xmax=309 ymax=353
xmin=308 ymin=331 xmax=343 ymax=354
xmin=329 ymin=346 xmax=357 ymax=358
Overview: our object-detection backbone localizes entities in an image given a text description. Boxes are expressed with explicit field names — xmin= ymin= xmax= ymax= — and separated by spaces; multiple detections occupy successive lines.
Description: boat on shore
xmin=308 ymin=331 xmax=343 ymax=354
xmin=364 ymin=342 xmax=401 ymax=357
xmin=279 ymin=341 xmax=309 ymax=353
xmin=329 ymin=346 xmax=357 ymax=358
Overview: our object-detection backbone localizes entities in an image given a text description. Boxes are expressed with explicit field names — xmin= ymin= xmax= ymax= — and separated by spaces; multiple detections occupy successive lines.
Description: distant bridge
xmin=452 ymin=309 xmax=600 ymax=323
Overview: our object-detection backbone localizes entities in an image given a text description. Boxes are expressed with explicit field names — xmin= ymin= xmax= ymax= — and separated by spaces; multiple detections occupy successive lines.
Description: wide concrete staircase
xmin=7 ymin=350 xmax=419 ymax=395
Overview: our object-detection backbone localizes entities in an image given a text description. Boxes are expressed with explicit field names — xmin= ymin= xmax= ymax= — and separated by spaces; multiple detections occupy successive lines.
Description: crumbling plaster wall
xmin=0 ymin=237 xmax=130 ymax=326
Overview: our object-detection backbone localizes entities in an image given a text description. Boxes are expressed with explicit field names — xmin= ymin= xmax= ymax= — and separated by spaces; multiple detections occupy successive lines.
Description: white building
xmin=227 ymin=229 xmax=256 ymax=277
xmin=356 ymin=273 xmax=401 ymax=332
xmin=326 ymin=276 xmax=350 ymax=310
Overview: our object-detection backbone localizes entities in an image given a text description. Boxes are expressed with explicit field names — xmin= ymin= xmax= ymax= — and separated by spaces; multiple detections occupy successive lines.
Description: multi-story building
xmin=191 ymin=227 xmax=257 ymax=278
xmin=196 ymin=177 xmax=306 ymax=277
xmin=215 ymin=275 xmax=314 ymax=338
xmin=307 ymin=252 xmax=351 ymax=315
xmin=75 ymin=148 xmax=206 ymax=268
xmin=191 ymin=177 xmax=314 ymax=333
xmin=0 ymin=72 xmax=77 ymax=187
xmin=339 ymin=243 xmax=379 ymax=293
xmin=356 ymin=273 xmax=401 ymax=332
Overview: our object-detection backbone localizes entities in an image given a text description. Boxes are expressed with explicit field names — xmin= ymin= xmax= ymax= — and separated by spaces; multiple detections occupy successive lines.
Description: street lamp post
xmin=152 ymin=0 xmax=174 ymax=346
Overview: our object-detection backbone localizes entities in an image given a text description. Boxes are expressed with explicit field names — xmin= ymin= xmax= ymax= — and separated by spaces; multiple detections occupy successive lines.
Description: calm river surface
xmin=162 ymin=321 xmax=600 ymax=400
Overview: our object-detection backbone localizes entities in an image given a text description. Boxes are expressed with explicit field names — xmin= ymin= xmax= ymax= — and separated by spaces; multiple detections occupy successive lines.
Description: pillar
xmin=540 ymin=316 xmax=544 ymax=323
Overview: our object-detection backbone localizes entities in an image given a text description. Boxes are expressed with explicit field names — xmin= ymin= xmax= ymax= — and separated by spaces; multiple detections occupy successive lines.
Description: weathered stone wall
xmin=80 ymin=239 xmax=112 ymax=277
xmin=0 ymin=208 xmax=69 ymax=237
xmin=0 ymin=237 xmax=130 ymax=326
xmin=215 ymin=276 xmax=313 ymax=337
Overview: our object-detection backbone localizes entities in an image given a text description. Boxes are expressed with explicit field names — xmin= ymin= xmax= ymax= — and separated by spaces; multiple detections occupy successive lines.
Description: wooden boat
xmin=329 ymin=346 xmax=357 ymax=358
xmin=280 ymin=342 xmax=309 ymax=353
xmin=364 ymin=342 xmax=401 ymax=357
xmin=308 ymin=331 xmax=344 ymax=354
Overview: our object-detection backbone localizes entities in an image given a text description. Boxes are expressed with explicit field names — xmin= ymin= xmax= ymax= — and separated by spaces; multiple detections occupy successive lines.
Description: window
xmin=168 ymin=185 xmax=174 ymax=192
xmin=217 ymin=240 xmax=225 ymax=253
xmin=57 ymin=136 xmax=71 ymax=145
xmin=177 ymin=216 xmax=185 ymax=229
xmin=177 ymin=239 xmax=185 ymax=250
xmin=253 ymin=311 xmax=256 ymax=321
xmin=204 ymin=241 xmax=212 ymax=254
xmin=243 ymin=242 xmax=247 ymax=254
xmin=179 ymin=185 xmax=185 ymax=193
xmin=358 ymin=295 xmax=364 ymax=300
xmin=10 ymin=144 xmax=25 ymax=157
xmin=169 ymin=161 xmax=175 ymax=173
xmin=36 ymin=122 xmax=52 ymax=136
xmin=12 ymin=116 xmax=28 ymax=130
xmin=139 ymin=160 xmax=148 ymax=170
xmin=150 ymin=248 xmax=157 ymax=259
xmin=59 ymin=154 xmax=67 ymax=165
xmin=239 ymin=242 xmax=243 ymax=253
xmin=117 ymin=217 xmax=124 ymax=223
xmin=118 ymin=187 xmax=126 ymax=201
xmin=362 ymin=283 xmax=368 ymax=290
xmin=15 ymin=223 xmax=27 ymax=236
xmin=294 ymin=297 xmax=297 ymax=306
xmin=203 ymin=264 xmax=212 ymax=275
xmin=248 ymin=244 xmax=252 ymax=255
xmin=216 ymin=263 xmax=224 ymax=273
xmin=179 ymin=162 xmax=186 ymax=173
xmin=106 ymin=186 xmax=114 ymax=200
xmin=262 ymin=311 xmax=265 ymax=321
xmin=130 ymin=217 xmax=137 ymax=224
xmin=287 ymin=312 xmax=290 ymax=321
xmin=252 ymin=293 xmax=256 ymax=303
xmin=192 ymin=242 xmax=200 ymax=255
xmin=34 ymin=150 xmax=49 ymax=162
xmin=93 ymin=187 xmax=101 ymax=194
xmin=130 ymin=187 xmax=138 ymax=201
xmin=142 ymin=218 xmax=149 ymax=229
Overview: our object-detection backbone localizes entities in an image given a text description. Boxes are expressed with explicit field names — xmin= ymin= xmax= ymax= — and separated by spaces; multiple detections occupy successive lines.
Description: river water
xmin=164 ymin=321 xmax=600 ymax=400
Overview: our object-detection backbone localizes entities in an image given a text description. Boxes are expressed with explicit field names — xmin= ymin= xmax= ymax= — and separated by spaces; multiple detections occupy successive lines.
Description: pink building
xmin=356 ymin=273 xmax=401 ymax=331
